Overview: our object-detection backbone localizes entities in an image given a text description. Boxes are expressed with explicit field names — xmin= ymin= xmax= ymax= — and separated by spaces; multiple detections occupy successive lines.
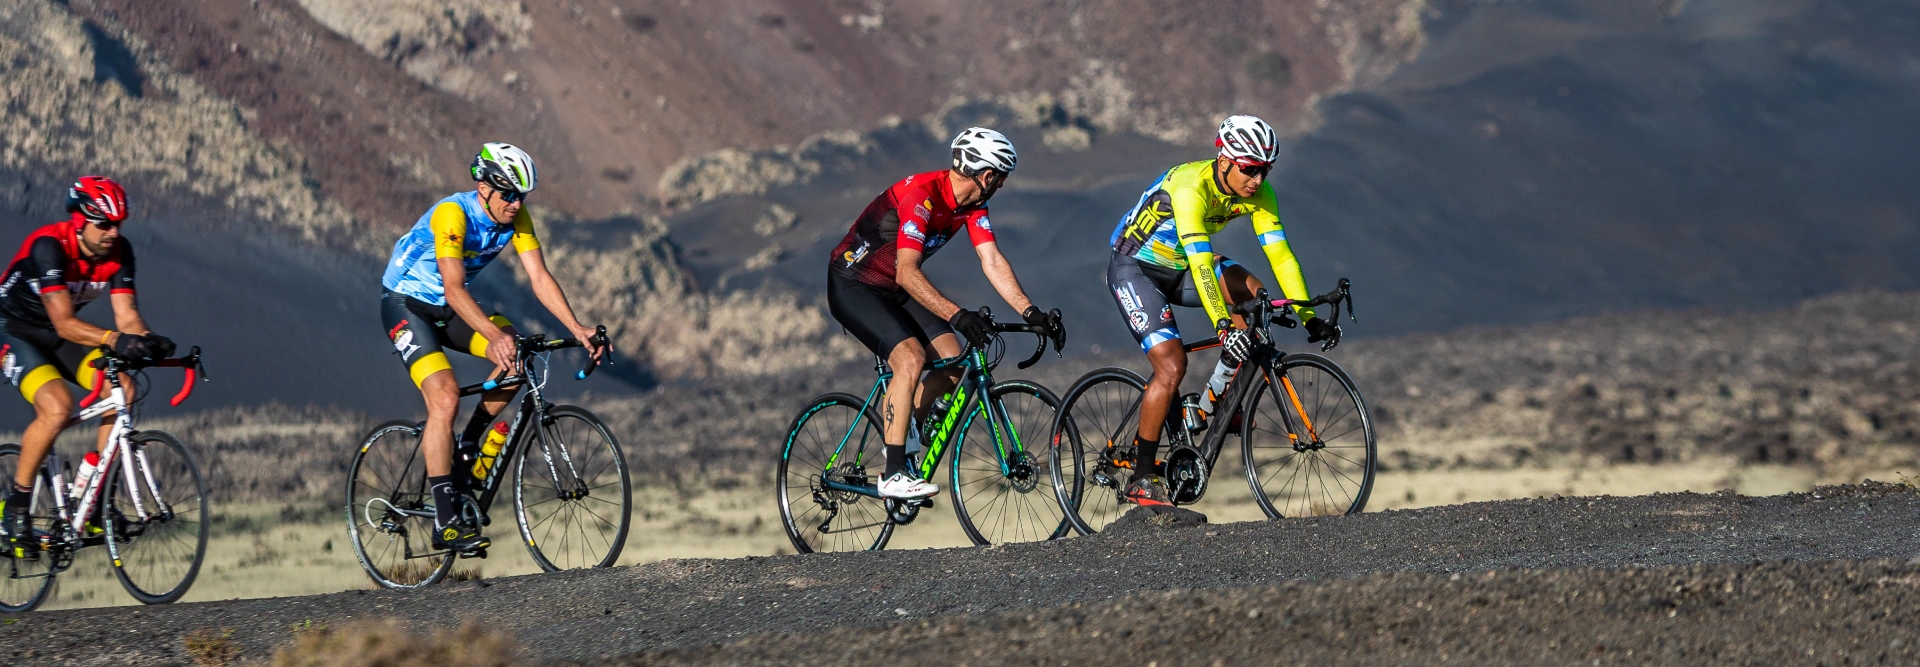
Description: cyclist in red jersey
xmin=1 ymin=177 xmax=176 ymax=552
xmin=826 ymin=128 xmax=1064 ymax=500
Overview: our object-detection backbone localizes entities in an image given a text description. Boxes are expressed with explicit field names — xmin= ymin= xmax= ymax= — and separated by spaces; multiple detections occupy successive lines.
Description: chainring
xmin=1165 ymin=447 xmax=1210 ymax=505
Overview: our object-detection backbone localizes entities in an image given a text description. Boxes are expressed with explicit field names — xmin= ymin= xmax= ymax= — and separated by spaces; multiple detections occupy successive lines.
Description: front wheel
xmin=1049 ymin=368 xmax=1149 ymax=536
xmin=0 ymin=443 xmax=56 ymax=613
xmin=346 ymin=420 xmax=453 ymax=589
xmin=514 ymin=406 xmax=631 ymax=571
xmin=951 ymin=380 xmax=1069 ymax=545
xmin=777 ymin=393 xmax=892 ymax=553
xmin=105 ymin=431 xmax=210 ymax=604
xmin=1241 ymin=353 xmax=1376 ymax=518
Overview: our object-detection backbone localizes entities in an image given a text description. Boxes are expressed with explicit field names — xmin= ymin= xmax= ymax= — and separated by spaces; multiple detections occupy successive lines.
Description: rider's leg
xmin=456 ymin=319 xmax=520 ymax=452
xmin=417 ymin=367 xmax=467 ymax=534
xmin=911 ymin=332 xmax=964 ymax=424
xmin=1138 ymin=339 xmax=1188 ymax=474
xmin=881 ymin=337 xmax=928 ymax=478
xmin=15 ymin=380 xmax=74 ymax=491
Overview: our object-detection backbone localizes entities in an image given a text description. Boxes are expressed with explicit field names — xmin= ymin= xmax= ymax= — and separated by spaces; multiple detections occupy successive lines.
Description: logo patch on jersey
xmin=843 ymin=242 xmax=871 ymax=266
xmin=924 ymin=233 xmax=951 ymax=251
xmin=914 ymin=200 xmax=932 ymax=223
xmin=902 ymin=221 xmax=925 ymax=242
xmin=976 ymin=216 xmax=992 ymax=232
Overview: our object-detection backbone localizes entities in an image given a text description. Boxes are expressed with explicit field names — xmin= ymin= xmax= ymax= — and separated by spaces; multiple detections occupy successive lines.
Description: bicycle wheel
xmin=346 ymin=420 xmax=453 ymax=589
xmin=514 ymin=405 xmax=631 ymax=571
xmin=1049 ymin=368 xmax=1148 ymax=535
xmin=0 ymin=443 xmax=56 ymax=613
xmin=102 ymin=431 xmax=209 ymax=604
xmin=777 ymin=393 xmax=893 ymax=553
xmin=1242 ymin=353 xmax=1376 ymax=518
xmin=951 ymin=380 xmax=1069 ymax=545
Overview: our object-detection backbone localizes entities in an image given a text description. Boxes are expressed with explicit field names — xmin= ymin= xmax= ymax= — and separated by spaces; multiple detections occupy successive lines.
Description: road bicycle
xmin=346 ymin=327 xmax=629 ymax=589
xmin=1050 ymin=279 xmax=1375 ymax=533
xmin=1 ymin=348 xmax=211 ymax=612
xmin=778 ymin=309 xmax=1065 ymax=552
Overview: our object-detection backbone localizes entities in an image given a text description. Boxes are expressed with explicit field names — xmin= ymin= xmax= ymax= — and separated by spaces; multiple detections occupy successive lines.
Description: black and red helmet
xmin=66 ymin=176 xmax=129 ymax=223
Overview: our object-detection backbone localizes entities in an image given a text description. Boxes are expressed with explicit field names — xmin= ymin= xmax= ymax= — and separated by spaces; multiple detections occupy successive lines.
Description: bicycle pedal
xmin=914 ymin=497 xmax=934 ymax=509
xmin=458 ymin=547 xmax=488 ymax=560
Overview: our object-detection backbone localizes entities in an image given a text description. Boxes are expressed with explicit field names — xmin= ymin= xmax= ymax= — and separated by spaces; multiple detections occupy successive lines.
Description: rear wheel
xmin=1241 ymin=353 xmax=1376 ymax=518
xmin=105 ymin=431 xmax=209 ymax=604
xmin=1049 ymin=368 xmax=1149 ymax=535
xmin=777 ymin=393 xmax=893 ymax=553
xmin=951 ymin=380 xmax=1068 ymax=545
xmin=0 ymin=443 xmax=56 ymax=613
xmin=346 ymin=421 xmax=453 ymax=589
xmin=514 ymin=406 xmax=631 ymax=571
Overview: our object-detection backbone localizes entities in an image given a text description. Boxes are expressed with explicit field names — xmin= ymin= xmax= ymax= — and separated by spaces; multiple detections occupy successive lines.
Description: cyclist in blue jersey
xmin=380 ymin=143 xmax=605 ymax=555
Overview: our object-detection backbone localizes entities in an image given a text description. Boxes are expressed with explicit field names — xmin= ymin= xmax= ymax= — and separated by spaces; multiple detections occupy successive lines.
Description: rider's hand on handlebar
xmin=571 ymin=324 xmax=606 ymax=362
xmin=1023 ymin=306 xmax=1067 ymax=345
xmin=1305 ymin=316 xmax=1341 ymax=350
xmin=110 ymin=332 xmax=172 ymax=361
xmin=1218 ymin=326 xmax=1253 ymax=365
xmin=949 ymin=309 xmax=993 ymax=348
xmin=484 ymin=331 xmax=520 ymax=374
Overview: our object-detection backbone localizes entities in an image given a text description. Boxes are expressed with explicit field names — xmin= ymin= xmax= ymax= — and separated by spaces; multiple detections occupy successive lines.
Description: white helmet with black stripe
xmin=950 ymin=127 xmax=1018 ymax=175
xmin=470 ymin=142 xmax=538 ymax=193
xmin=1215 ymin=115 xmax=1280 ymax=166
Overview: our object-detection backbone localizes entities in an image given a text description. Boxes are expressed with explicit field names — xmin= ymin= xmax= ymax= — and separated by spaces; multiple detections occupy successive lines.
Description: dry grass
xmin=266 ymin=619 xmax=522 ymax=667
xmin=183 ymin=628 xmax=239 ymax=667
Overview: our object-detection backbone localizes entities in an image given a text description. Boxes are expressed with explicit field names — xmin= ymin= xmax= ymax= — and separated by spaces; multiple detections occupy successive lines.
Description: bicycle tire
xmin=1241 ymin=353 xmax=1376 ymax=518
xmin=514 ymin=405 xmax=631 ymax=571
xmin=345 ymin=420 xmax=454 ymax=589
xmin=777 ymin=392 xmax=893 ymax=553
xmin=951 ymin=380 xmax=1070 ymax=545
xmin=104 ymin=431 xmax=209 ymax=604
xmin=0 ymin=443 xmax=56 ymax=613
xmin=1049 ymin=367 xmax=1149 ymax=536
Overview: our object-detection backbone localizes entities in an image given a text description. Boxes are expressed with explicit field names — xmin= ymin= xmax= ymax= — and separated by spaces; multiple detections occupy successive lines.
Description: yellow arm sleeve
xmin=1174 ymin=188 xmax=1233 ymax=330
xmin=510 ymin=207 xmax=541 ymax=253
xmin=429 ymin=202 xmax=469 ymax=258
xmin=1250 ymin=185 xmax=1316 ymax=321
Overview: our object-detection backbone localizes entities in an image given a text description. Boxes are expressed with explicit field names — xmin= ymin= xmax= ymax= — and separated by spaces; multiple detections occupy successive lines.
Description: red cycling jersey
xmin=828 ymin=170 xmax=995 ymax=291
xmin=0 ymin=220 xmax=136 ymax=329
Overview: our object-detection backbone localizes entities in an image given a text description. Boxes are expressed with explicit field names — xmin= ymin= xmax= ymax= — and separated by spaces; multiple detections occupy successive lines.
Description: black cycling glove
xmin=949 ymin=309 xmax=994 ymax=349
xmin=1304 ymin=317 xmax=1341 ymax=350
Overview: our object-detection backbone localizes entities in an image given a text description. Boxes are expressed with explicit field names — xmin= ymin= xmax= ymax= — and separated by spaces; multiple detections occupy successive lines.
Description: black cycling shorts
xmin=0 ymin=315 xmax=103 ymax=402
xmin=1106 ymin=252 xmax=1241 ymax=354
xmin=826 ymin=272 xmax=954 ymax=356
xmin=380 ymin=290 xmax=517 ymax=388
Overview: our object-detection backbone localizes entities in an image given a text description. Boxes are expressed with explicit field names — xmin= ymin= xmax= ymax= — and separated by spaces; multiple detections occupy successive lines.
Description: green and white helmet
xmin=470 ymin=142 xmax=538 ymax=193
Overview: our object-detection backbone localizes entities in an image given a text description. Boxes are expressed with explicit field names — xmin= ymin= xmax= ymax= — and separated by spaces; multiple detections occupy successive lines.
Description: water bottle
xmin=72 ymin=451 xmax=102 ymax=501
xmin=1206 ymin=359 xmax=1239 ymax=408
xmin=1180 ymin=393 xmax=1209 ymax=433
xmin=470 ymin=422 xmax=510 ymax=480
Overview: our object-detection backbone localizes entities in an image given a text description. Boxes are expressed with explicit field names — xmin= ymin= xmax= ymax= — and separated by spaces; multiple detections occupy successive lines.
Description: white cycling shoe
xmin=877 ymin=472 xmax=939 ymax=500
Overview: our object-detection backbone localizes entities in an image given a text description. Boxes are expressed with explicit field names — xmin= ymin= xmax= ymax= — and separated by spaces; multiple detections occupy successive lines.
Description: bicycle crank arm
xmin=818 ymin=477 xmax=882 ymax=499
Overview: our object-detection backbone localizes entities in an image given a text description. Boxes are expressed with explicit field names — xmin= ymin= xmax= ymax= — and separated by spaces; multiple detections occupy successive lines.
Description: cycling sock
xmin=9 ymin=483 xmax=30 ymax=497
xmin=1133 ymin=435 xmax=1160 ymax=476
xmin=429 ymin=475 xmax=457 ymax=529
xmin=459 ymin=406 xmax=500 ymax=451
xmin=883 ymin=444 xmax=907 ymax=477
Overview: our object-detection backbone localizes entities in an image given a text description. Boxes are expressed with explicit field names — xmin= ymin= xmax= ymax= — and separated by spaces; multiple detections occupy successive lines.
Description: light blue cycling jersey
xmin=381 ymin=191 xmax=540 ymax=305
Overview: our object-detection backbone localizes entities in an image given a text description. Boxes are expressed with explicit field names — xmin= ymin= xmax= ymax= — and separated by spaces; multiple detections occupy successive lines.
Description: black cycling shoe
xmin=1123 ymin=475 xmax=1173 ymax=507
xmin=431 ymin=520 xmax=491 ymax=555
xmin=1 ymin=493 xmax=32 ymax=557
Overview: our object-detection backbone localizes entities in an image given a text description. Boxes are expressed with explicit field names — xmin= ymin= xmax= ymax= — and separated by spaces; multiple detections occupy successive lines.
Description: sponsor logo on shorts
xmin=1160 ymin=305 xmax=1174 ymax=322
xmin=389 ymin=322 xmax=421 ymax=361
xmin=1 ymin=345 xmax=17 ymax=386
xmin=1115 ymin=285 xmax=1150 ymax=333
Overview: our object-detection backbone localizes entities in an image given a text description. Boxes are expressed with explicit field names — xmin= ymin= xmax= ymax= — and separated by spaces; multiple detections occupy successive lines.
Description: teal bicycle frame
xmin=815 ymin=345 xmax=1028 ymax=500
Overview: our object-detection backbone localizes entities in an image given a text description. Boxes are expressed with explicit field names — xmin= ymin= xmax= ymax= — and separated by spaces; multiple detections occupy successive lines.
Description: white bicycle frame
xmin=34 ymin=381 xmax=163 ymax=548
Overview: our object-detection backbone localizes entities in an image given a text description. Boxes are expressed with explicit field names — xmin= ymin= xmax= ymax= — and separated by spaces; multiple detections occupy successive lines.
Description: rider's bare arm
xmin=108 ymin=292 xmax=151 ymax=337
xmin=972 ymin=241 xmax=1035 ymax=315
xmin=896 ymin=248 xmax=962 ymax=320
xmin=43 ymin=291 xmax=114 ymax=348
xmin=515 ymin=247 xmax=604 ymax=361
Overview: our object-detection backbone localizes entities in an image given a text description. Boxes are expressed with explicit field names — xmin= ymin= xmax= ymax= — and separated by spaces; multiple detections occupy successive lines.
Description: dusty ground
xmin=5 ymin=483 xmax=1919 ymax=664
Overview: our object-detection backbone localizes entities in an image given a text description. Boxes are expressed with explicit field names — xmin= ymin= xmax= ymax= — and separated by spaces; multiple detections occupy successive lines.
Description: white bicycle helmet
xmin=470 ymin=142 xmax=538 ymax=193
xmin=950 ymin=127 xmax=1018 ymax=176
xmin=1215 ymin=115 xmax=1279 ymax=166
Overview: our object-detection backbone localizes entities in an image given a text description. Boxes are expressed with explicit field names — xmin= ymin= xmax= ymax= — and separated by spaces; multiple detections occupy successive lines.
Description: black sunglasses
xmin=1235 ymin=162 xmax=1273 ymax=179
xmin=485 ymin=177 xmax=529 ymax=203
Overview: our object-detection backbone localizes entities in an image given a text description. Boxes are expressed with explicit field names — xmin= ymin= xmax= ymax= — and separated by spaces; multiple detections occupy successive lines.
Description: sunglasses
xmin=1234 ymin=162 xmax=1273 ymax=179
xmin=485 ymin=177 xmax=529 ymax=203
xmin=83 ymin=213 xmax=122 ymax=231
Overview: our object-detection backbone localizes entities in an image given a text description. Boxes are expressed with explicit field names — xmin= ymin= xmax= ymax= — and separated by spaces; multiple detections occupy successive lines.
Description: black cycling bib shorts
xmin=1106 ymin=252 xmax=1241 ymax=353
xmin=380 ymin=290 xmax=518 ymax=387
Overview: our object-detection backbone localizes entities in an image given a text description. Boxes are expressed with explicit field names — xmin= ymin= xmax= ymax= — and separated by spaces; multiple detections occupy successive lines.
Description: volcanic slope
xmin=5 ymin=484 xmax=1919 ymax=664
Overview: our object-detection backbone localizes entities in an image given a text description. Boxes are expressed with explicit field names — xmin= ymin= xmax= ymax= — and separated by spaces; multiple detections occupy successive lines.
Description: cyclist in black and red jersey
xmin=0 ymin=176 xmax=176 ymax=552
xmin=826 ymin=128 xmax=1064 ymax=500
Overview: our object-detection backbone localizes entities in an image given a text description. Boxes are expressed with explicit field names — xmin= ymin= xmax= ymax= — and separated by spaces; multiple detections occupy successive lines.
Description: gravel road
xmin=4 ymin=483 xmax=1917 ymax=665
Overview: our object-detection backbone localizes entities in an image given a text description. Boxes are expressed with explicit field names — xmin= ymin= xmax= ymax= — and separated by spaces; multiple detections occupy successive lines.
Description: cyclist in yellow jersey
xmin=380 ymin=142 xmax=605 ymax=555
xmin=1105 ymin=115 xmax=1339 ymax=505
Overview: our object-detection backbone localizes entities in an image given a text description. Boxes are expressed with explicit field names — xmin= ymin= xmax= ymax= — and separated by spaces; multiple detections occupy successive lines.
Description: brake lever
xmin=577 ymin=325 xmax=611 ymax=380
